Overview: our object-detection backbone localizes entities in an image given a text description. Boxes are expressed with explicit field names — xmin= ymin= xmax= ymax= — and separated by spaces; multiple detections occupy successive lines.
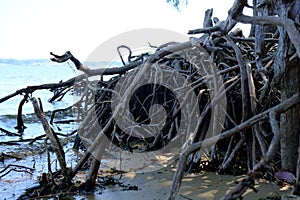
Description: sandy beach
xmin=82 ymin=165 xmax=291 ymax=200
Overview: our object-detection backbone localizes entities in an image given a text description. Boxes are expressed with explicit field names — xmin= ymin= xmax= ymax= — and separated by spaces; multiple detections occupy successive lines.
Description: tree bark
xmin=280 ymin=58 xmax=300 ymax=174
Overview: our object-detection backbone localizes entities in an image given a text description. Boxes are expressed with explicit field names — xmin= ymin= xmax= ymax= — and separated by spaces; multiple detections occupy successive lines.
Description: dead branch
xmin=49 ymin=105 xmax=74 ymax=125
xmin=31 ymin=97 xmax=70 ymax=181
xmin=15 ymin=93 xmax=28 ymax=133
xmin=50 ymin=51 xmax=92 ymax=75
xmin=0 ymin=76 xmax=78 ymax=104
xmin=236 ymin=14 xmax=300 ymax=58
xmin=50 ymin=51 xmax=143 ymax=76
xmin=0 ymin=127 xmax=21 ymax=137
xmin=221 ymin=110 xmax=282 ymax=200
xmin=1 ymin=1 xmax=298 ymax=198
xmin=0 ymin=153 xmax=21 ymax=161
xmin=0 ymin=134 xmax=46 ymax=145
xmin=168 ymin=92 xmax=300 ymax=200
xmin=188 ymin=0 xmax=247 ymax=35
xmin=0 ymin=164 xmax=34 ymax=179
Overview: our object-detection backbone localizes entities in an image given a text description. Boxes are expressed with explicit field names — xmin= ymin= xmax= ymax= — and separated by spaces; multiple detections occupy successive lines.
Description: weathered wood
xmin=1 ymin=1 xmax=299 ymax=197
xmin=226 ymin=37 xmax=253 ymax=169
xmin=15 ymin=93 xmax=28 ymax=133
xmin=84 ymin=158 xmax=101 ymax=191
xmin=188 ymin=0 xmax=247 ymax=34
xmin=0 ymin=77 xmax=77 ymax=103
xmin=236 ymin=14 xmax=300 ymax=58
xmin=31 ymin=97 xmax=70 ymax=181
xmin=280 ymin=58 xmax=300 ymax=174
xmin=169 ymin=93 xmax=300 ymax=199
xmin=50 ymin=51 xmax=143 ymax=76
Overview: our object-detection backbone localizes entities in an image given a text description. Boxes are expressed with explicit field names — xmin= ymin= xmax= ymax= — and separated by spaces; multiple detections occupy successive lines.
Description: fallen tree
xmin=0 ymin=0 xmax=300 ymax=199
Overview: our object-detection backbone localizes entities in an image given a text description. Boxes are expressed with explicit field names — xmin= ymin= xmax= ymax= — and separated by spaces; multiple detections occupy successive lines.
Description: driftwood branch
xmin=0 ymin=164 xmax=34 ymax=179
xmin=0 ymin=77 xmax=77 ymax=104
xmin=15 ymin=93 xmax=28 ymax=133
xmin=188 ymin=1 xmax=300 ymax=59
xmin=50 ymin=51 xmax=91 ymax=74
xmin=31 ymin=97 xmax=70 ymax=181
xmin=236 ymin=14 xmax=300 ymax=58
xmin=2 ymin=1 xmax=298 ymax=197
xmin=168 ymin=92 xmax=300 ymax=199
xmin=50 ymin=51 xmax=142 ymax=76
xmin=221 ymin=110 xmax=282 ymax=200
xmin=188 ymin=0 xmax=247 ymax=34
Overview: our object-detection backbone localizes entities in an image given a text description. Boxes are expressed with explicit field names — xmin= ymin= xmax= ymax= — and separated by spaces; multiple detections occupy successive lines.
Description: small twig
xmin=0 ymin=153 xmax=21 ymax=161
xmin=0 ymin=127 xmax=21 ymax=137
xmin=180 ymin=194 xmax=193 ymax=200
xmin=53 ymin=119 xmax=80 ymax=124
xmin=49 ymin=105 xmax=73 ymax=124
xmin=0 ymin=141 xmax=20 ymax=145
xmin=0 ymin=134 xmax=46 ymax=145
xmin=44 ymin=137 xmax=52 ymax=174
xmin=221 ymin=136 xmax=246 ymax=170
xmin=55 ymin=130 xmax=77 ymax=137
xmin=0 ymin=169 xmax=33 ymax=179
xmin=0 ymin=164 xmax=34 ymax=178
xmin=48 ymin=86 xmax=73 ymax=103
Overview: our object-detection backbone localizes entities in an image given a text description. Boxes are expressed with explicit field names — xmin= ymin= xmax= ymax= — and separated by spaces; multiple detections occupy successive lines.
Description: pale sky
xmin=0 ymin=0 xmax=251 ymax=60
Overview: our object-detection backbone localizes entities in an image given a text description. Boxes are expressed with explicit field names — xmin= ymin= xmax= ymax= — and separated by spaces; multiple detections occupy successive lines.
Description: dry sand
xmin=78 ymin=150 xmax=294 ymax=199
xmin=85 ymin=165 xmax=292 ymax=200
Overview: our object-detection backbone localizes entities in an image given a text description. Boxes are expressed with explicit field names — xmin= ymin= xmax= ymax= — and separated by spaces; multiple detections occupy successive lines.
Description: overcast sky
xmin=0 ymin=0 xmax=251 ymax=60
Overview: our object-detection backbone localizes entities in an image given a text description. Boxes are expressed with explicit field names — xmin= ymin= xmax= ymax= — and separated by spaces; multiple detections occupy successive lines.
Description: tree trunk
xmin=280 ymin=58 xmax=300 ymax=174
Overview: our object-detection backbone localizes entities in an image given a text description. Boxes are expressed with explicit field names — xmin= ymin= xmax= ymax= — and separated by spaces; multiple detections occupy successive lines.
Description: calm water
xmin=0 ymin=61 xmax=76 ymax=115
xmin=0 ymin=61 xmax=79 ymax=199
xmin=0 ymin=60 xmax=120 ymax=199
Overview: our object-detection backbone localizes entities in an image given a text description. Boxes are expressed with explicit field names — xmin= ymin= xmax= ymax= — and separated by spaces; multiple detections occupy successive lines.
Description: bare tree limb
xmin=31 ymin=97 xmax=70 ymax=181
xmin=236 ymin=14 xmax=300 ymax=58
xmin=188 ymin=0 xmax=247 ymax=35
xmin=168 ymin=92 xmax=300 ymax=200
